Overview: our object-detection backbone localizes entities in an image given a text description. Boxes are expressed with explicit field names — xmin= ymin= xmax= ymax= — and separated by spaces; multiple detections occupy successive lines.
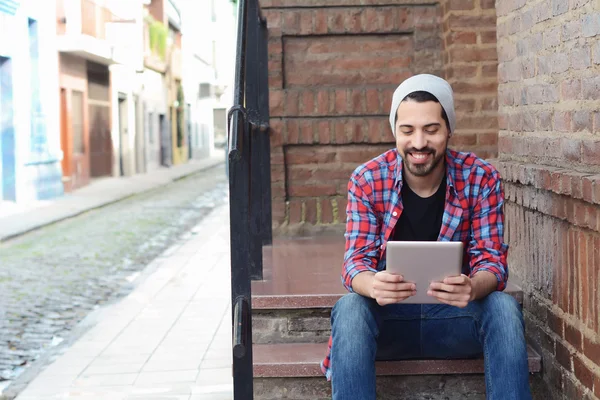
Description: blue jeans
xmin=330 ymin=292 xmax=532 ymax=400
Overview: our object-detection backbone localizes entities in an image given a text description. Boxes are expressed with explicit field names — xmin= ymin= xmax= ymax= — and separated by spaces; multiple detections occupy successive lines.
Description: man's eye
xmin=425 ymin=128 xmax=438 ymax=134
xmin=400 ymin=129 xmax=413 ymax=135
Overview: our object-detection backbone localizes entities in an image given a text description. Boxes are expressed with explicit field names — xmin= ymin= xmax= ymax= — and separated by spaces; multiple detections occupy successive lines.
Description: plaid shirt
xmin=321 ymin=148 xmax=509 ymax=380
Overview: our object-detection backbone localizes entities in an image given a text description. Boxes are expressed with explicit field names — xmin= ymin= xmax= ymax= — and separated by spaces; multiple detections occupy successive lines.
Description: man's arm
xmin=341 ymin=173 xmax=381 ymax=292
xmin=428 ymin=171 xmax=508 ymax=306
xmin=467 ymin=172 xmax=509 ymax=293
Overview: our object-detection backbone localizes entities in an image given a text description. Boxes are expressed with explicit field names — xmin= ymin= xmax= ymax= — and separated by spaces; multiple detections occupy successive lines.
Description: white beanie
xmin=389 ymin=74 xmax=456 ymax=136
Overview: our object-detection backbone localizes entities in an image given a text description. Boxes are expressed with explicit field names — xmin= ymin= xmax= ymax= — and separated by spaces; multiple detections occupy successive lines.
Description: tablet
xmin=385 ymin=241 xmax=464 ymax=304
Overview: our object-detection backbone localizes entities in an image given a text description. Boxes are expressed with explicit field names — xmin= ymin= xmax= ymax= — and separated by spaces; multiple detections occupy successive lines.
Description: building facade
xmin=0 ymin=0 xmax=64 ymax=204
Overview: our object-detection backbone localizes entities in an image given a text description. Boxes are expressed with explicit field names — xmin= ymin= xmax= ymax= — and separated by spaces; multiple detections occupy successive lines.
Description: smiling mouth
xmin=407 ymin=151 xmax=433 ymax=164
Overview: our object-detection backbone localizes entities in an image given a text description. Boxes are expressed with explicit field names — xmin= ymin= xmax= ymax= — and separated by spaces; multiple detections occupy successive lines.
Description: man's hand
xmin=427 ymin=274 xmax=473 ymax=308
xmin=370 ymin=271 xmax=416 ymax=306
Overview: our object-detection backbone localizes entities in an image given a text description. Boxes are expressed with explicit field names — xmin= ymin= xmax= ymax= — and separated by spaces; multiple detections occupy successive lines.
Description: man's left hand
xmin=427 ymin=274 xmax=473 ymax=308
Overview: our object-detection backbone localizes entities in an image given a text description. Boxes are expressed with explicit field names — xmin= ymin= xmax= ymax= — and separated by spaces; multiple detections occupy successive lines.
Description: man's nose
xmin=412 ymin=131 xmax=427 ymax=150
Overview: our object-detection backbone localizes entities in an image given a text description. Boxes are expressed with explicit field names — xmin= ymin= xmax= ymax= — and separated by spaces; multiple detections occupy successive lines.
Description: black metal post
xmin=229 ymin=0 xmax=253 ymax=398
xmin=245 ymin=0 xmax=268 ymax=280
xmin=257 ymin=9 xmax=273 ymax=247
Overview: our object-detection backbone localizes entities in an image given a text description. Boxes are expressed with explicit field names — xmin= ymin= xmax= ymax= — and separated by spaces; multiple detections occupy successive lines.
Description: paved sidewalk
xmin=0 ymin=155 xmax=225 ymax=242
xmin=13 ymin=204 xmax=233 ymax=400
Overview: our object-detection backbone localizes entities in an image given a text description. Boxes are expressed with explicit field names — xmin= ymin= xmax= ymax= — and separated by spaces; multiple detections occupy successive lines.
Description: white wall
xmin=0 ymin=0 xmax=62 ymax=202
xmin=179 ymin=0 xmax=236 ymax=159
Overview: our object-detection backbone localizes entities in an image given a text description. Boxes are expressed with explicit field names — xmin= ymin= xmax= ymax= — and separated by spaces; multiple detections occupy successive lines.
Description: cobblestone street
xmin=0 ymin=164 xmax=228 ymax=392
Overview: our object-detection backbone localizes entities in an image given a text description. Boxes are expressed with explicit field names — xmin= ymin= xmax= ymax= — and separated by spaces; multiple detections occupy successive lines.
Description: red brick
xmin=565 ymin=323 xmax=583 ymax=351
xmin=480 ymin=0 xmax=495 ymax=8
xmin=538 ymin=111 xmax=553 ymax=131
xmin=482 ymin=64 xmax=498 ymax=78
xmin=300 ymin=90 xmax=315 ymax=116
xmin=478 ymin=133 xmax=498 ymax=146
xmin=299 ymin=10 xmax=313 ymax=35
xmin=595 ymin=374 xmax=600 ymax=399
xmin=548 ymin=312 xmax=564 ymax=335
xmin=450 ymin=47 xmax=498 ymax=63
xmin=286 ymin=119 xmax=299 ymax=144
xmin=582 ymin=141 xmax=600 ymax=165
xmin=446 ymin=31 xmax=477 ymax=46
xmin=556 ymin=340 xmax=573 ymax=371
xmin=573 ymin=356 xmax=595 ymax=390
xmin=288 ymin=183 xmax=337 ymax=197
xmin=316 ymin=90 xmax=329 ymax=115
xmin=272 ymin=201 xmax=286 ymax=223
xmin=304 ymin=198 xmax=317 ymax=224
xmin=480 ymin=31 xmax=497 ymax=43
xmin=554 ymin=112 xmax=572 ymax=132
xmin=288 ymin=199 xmax=302 ymax=223
xmin=334 ymin=90 xmax=347 ymax=115
xmin=451 ymin=133 xmax=477 ymax=146
xmin=317 ymin=120 xmax=330 ymax=144
xmin=446 ymin=14 xmax=497 ymax=30
xmin=299 ymin=120 xmax=314 ymax=144
xmin=562 ymin=139 xmax=582 ymax=162
xmin=283 ymin=12 xmax=300 ymax=34
xmin=270 ymin=90 xmax=284 ymax=116
xmin=456 ymin=99 xmax=476 ymax=113
xmin=336 ymin=197 xmax=348 ymax=223
xmin=350 ymin=89 xmax=364 ymax=114
xmin=366 ymin=89 xmax=380 ymax=114
xmin=561 ymin=78 xmax=582 ymax=101
xmin=522 ymin=111 xmax=536 ymax=132
xmin=573 ymin=111 xmax=592 ymax=132
xmin=447 ymin=0 xmax=475 ymax=10
xmin=314 ymin=10 xmax=327 ymax=34
xmin=285 ymin=91 xmax=299 ymax=116
xmin=286 ymin=148 xmax=336 ymax=165
xmin=320 ymin=198 xmax=334 ymax=224
xmin=343 ymin=8 xmax=362 ymax=33
xmin=327 ymin=10 xmax=344 ymax=33
xmin=447 ymin=65 xmax=478 ymax=80
xmin=363 ymin=8 xmax=381 ymax=33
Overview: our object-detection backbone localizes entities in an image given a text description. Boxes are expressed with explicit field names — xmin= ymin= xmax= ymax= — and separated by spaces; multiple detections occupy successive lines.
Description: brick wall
xmin=441 ymin=0 xmax=499 ymax=158
xmin=496 ymin=0 xmax=600 ymax=398
xmin=263 ymin=0 xmax=499 ymax=232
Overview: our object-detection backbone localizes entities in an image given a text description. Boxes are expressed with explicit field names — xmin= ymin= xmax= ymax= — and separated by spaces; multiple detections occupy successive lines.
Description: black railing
xmin=227 ymin=0 xmax=272 ymax=398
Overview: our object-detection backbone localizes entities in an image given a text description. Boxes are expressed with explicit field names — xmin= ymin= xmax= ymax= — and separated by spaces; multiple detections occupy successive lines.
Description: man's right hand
xmin=370 ymin=271 xmax=416 ymax=305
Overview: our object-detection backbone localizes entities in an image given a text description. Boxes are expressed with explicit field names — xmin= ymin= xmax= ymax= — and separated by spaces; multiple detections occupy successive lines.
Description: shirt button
xmin=392 ymin=211 xmax=398 ymax=217
xmin=380 ymin=245 xmax=384 ymax=249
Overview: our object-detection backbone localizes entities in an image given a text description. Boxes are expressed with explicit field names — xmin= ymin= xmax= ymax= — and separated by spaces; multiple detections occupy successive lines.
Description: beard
xmin=402 ymin=147 xmax=445 ymax=177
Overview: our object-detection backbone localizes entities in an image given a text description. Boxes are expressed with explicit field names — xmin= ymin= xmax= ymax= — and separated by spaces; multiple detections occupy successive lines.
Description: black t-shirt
xmin=392 ymin=178 xmax=446 ymax=242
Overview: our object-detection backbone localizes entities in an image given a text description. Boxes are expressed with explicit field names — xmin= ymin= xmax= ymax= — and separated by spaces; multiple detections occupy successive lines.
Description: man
xmin=321 ymin=74 xmax=532 ymax=400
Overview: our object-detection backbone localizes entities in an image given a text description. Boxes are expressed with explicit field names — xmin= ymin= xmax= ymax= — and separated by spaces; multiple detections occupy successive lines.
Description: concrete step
xmin=251 ymin=236 xmax=524 ymax=345
xmin=253 ymin=342 xmax=542 ymax=400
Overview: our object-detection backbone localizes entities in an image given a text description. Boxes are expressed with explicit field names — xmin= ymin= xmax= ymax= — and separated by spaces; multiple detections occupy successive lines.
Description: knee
xmin=481 ymin=291 xmax=524 ymax=330
xmin=331 ymin=293 xmax=376 ymax=330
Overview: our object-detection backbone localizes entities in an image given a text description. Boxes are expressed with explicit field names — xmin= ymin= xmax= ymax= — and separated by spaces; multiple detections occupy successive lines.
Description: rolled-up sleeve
xmin=468 ymin=173 xmax=509 ymax=291
xmin=342 ymin=173 xmax=381 ymax=292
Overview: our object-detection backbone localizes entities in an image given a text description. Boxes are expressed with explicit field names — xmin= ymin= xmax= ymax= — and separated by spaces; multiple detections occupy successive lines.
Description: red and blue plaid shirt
xmin=321 ymin=148 xmax=509 ymax=380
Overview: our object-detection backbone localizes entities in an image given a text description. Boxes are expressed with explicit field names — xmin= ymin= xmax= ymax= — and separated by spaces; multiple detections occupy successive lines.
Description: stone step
xmin=253 ymin=342 xmax=542 ymax=400
xmin=251 ymin=237 xmax=524 ymax=344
